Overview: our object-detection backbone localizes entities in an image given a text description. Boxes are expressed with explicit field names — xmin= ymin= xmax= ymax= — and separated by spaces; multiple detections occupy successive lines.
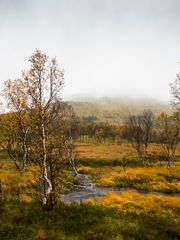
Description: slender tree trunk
xmin=7 ymin=149 xmax=20 ymax=170
xmin=22 ymin=129 xmax=29 ymax=170
xmin=49 ymin=158 xmax=56 ymax=209
xmin=167 ymin=147 xmax=171 ymax=167
xmin=167 ymin=165 xmax=180 ymax=181
xmin=69 ymin=152 xmax=78 ymax=176
xmin=41 ymin=116 xmax=52 ymax=207
xmin=0 ymin=179 xmax=2 ymax=201
xmin=144 ymin=144 xmax=150 ymax=166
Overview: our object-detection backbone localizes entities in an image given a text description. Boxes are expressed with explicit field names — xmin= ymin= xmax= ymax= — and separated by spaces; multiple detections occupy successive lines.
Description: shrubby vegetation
xmin=1 ymin=197 xmax=180 ymax=240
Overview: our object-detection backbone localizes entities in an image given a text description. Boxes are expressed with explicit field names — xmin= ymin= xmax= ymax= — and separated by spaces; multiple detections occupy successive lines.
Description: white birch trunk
xmin=22 ymin=128 xmax=29 ymax=170
xmin=69 ymin=152 xmax=78 ymax=177
xmin=41 ymin=118 xmax=52 ymax=206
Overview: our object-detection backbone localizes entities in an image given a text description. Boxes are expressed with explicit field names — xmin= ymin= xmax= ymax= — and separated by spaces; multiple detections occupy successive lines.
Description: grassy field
xmin=0 ymin=151 xmax=38 ymax=202
xmin=0 ymin=143 xmax=180 ymax=239
xmin=1 ymin=195 xmax=180 ymax=240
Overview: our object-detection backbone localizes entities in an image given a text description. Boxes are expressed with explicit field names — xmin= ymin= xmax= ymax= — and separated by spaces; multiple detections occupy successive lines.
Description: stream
xmin=62 ymin=174 xmax=180 ymax=203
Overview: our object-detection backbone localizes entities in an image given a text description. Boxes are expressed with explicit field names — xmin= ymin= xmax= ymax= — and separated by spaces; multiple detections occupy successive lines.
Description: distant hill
xmin=68 ymin=97 xmax=172 ymax=124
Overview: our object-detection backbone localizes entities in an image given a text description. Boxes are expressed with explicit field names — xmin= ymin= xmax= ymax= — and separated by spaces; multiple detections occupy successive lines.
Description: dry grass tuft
xmin=93 ymin=191 xmax=180 ymax=217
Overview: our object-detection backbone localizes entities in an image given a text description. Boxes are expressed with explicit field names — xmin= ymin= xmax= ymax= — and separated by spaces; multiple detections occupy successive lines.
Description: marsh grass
xmin=1 ymin=198 xmax=180 ymax=240
xmin=0 ymin=151 xmax=38 ymax=201
xmin=89 ymin=166 xmax=180 ymax=193
xmin=93 ymin=191 xmax=180 ymax=216
xmin=76 ymin=143 xmax=180 ymax=193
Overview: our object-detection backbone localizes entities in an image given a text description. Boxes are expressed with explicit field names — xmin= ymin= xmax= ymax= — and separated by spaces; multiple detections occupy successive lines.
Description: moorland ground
xmin=0 ymin=143 xmax=180 ymax=240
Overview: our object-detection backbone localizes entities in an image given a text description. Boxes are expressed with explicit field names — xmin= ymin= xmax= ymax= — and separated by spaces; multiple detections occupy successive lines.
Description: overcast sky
xmin=0 ymin=0 xmax=180 ymax=101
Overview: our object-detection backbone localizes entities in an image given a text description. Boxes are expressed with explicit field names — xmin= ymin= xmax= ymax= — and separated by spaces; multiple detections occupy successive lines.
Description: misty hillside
xmin=68 ymin=97 xmax=172 ymax=123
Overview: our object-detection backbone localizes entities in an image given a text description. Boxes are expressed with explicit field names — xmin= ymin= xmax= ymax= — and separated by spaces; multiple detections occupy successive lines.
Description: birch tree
xmin=1 ymin=50 xmax=76 ymax=208
xmin=158 ymin=112 xmax=180 ymax=166
xmin=0 ymin=78 xmax=31 ymax=170
xmin=21 ymin=50 xmax=64 ymax=208
xmin=141 ymin=110 xmax=154 ymax=165
xmin=123 ymin=115 xmax=145 ymax=164
xmin=170 ymin=70 xmax=180 ymax=111
xmin=123 ymin=111 xmax=154 ymax=165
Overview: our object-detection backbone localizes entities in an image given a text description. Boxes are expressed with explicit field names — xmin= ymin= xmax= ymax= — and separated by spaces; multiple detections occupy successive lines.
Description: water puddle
xmin=62 ymin=174 xmax=180 ymax=203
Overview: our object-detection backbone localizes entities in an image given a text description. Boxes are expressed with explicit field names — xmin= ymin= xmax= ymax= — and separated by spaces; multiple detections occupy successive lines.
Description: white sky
xmin=0 ymin=0 xmax=180 ymax=101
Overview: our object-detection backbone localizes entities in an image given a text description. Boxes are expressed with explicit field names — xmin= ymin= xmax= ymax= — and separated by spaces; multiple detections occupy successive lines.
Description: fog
xmin=0 ymin=0 xmax=180 ymax=101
